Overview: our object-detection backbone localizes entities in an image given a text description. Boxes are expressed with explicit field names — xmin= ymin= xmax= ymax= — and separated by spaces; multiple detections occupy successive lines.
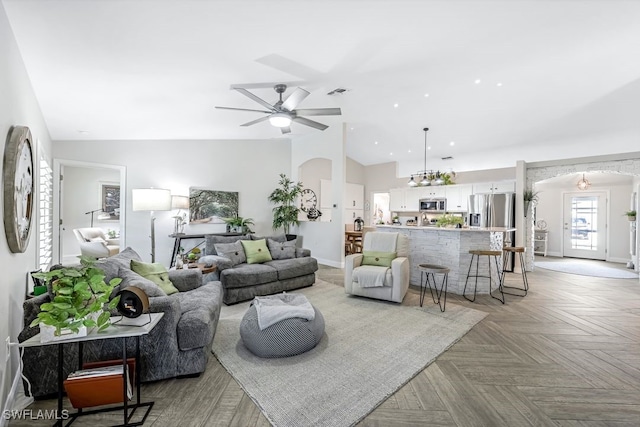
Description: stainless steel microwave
xmin=419 ymin=198 xmax=446 ymax=212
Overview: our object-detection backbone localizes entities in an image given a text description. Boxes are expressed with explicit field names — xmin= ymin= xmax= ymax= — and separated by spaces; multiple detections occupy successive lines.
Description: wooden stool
xmin=502 ymin=246 xmax=529 ymax=296
xmin=463 ymin=250 xmax=504 ymax=304
xmin=418 ymin=264 xmax=450 ymax=312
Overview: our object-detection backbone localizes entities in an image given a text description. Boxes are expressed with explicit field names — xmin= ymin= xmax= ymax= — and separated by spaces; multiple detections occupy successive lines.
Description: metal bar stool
xmin=418 ymin=264 xmax=450 ymax=312
xmin=463 ymin=250 xmax=505 ymax=304
xmin=501 ymin=246 xmax=529 ymax=296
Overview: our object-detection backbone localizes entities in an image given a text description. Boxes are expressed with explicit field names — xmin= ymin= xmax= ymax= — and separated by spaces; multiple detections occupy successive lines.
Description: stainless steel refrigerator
xmin=468 ymin=192 xmax=516 ymax=269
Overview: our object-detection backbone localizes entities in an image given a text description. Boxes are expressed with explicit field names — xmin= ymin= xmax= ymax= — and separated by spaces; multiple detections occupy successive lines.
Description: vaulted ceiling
xmin=4 ymin=0 xmax=640 ymax=174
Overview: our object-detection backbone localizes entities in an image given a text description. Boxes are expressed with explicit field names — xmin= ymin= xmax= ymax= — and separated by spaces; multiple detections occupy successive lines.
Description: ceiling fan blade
xmin=215 ymin=106 xmax=272 ymax=114
xmin=240 ymin=116 xmax=270 ymax=127
xmin=281 ymin=126 xmax=291 ymax=134
xmin=293 ymin=108 xmax=342 ymax=116
xmin=282 ymin=88 xmax=310 ymax=111
xmin=233 ymin=88 xmax=276 ymax=111
xmin=292 ymin=117 xmax=328 ymax=131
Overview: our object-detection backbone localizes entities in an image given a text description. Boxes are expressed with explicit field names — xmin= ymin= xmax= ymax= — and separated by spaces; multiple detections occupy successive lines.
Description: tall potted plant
xmin=268 ymin=173 xmax=303 ymax=239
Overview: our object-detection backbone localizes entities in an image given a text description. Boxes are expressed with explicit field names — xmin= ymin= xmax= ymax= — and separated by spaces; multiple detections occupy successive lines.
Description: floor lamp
xmin=132 ymin=188 xmax=171 ymax=263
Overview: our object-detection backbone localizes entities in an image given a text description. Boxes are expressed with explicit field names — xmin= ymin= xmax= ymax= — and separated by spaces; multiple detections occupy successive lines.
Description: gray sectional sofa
xmin=19 ymin=247 xmax=223 ymax=398
xmin=200 ymin=234 xmax=318 ymax=304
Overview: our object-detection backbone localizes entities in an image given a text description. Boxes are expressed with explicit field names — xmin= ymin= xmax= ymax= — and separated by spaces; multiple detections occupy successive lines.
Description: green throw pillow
xmin=130 ymin=259 xmax=179 ymax=295
xmin=362 ymin=251 xmax=396 ymax=268
xmin=241 ymin=239 xmax=273 ymax=264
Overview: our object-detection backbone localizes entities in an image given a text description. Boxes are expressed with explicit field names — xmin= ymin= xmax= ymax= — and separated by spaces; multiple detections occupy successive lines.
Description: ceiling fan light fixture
xmin=269 ymin=113 xmax=292 ymax=128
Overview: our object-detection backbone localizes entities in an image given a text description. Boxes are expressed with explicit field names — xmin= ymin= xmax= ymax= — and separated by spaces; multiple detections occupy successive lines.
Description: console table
xmin=19 ymin=313 xmax=164 ymax=427
xmin=169 ymin=232 xmax=243 ymax=267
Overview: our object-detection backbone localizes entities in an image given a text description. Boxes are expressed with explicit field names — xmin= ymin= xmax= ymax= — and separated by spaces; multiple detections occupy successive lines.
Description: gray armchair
xmin=73 ymin=227 xmax=120 ymax=258
xmin=344 ymin=232 xmax=410 ymax=303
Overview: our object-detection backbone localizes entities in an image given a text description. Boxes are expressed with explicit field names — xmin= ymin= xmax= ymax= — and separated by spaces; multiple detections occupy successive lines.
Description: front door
xmin=562 ymin=192 xmax=607 ymax=260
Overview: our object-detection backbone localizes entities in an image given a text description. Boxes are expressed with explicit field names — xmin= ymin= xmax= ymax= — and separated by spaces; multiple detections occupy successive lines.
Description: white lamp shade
xmin=171 ymin=195 xmax=189 ymax=209
xmin=132 ymin=188 xmax=172 ymax=211
xmin=269 ymin=113 xmax=292 ymax=128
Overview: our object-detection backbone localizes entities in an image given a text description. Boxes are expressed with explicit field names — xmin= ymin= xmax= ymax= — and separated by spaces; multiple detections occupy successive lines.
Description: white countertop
xmin=376 ymin=225 xmax=516 ymax=232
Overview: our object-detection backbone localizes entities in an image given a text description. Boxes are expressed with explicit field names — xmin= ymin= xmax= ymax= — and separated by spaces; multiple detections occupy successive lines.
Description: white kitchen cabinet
xmin=446 ymin=184 xmax=472 ymax=212
xmin=389 ymin=188 xmax=406 ymax=211
xmin=473 ymin=181 xmax=515 ymax=194
xmin=345 ymin=183 xmax=364 ymax=210
xmin=344 ymin=209 xmax=364 ymax=224
xmin=390 ymin=188 xmax=422 ymax=211
xmin=422 ymin=187 xmax=446 ymax=198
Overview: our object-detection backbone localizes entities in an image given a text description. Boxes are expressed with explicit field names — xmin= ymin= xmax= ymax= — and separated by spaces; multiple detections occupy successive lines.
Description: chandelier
xmin=408 ymin=127 xmax=455 ymax=187
xmin=576 ymin=173 xmax=591 ymax=190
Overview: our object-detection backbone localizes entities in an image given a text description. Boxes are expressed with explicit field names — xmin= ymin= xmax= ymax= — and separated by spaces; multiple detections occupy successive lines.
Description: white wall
xmin=61 ymin=166 xmax=120 ymax=261
xmin=536 ymin=179 xmax=633 ymax=262
xmin=293 ymin=124 xmax=346 ymax=267
xmin=54 ymin=139 xmax=292 ymax=265
xmin=0 ymin=1 xmax=53 ymax=413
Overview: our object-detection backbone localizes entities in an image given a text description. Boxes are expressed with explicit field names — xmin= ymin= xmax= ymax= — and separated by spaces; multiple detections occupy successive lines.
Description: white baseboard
xmin=607 ymin=257 xmax=631 ymax=264
xmin=316 ymin=257 xmax=343 ymax=269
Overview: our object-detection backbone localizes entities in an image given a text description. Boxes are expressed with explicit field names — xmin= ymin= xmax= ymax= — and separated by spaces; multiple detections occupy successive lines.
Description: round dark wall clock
xmin=3 ymin=126 xmax=35 ymax=253
xmin=300 ymin=188 xmax=318 ymax=212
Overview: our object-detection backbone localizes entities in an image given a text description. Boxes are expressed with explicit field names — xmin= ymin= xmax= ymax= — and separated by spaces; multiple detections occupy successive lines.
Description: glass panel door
xmin=563 ymin=192 xmax=607 ymax=260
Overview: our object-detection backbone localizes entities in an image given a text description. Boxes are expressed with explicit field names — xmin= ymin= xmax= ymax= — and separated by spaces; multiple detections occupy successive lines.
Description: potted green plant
xmin=223 ymin=216 xmax=255 ymax=233
xmin=523 ymin=189 xmax=539 ymax=217
xmin=625 ymin=210 xmax=636 ymax=221
xmin=436 ymin=214 xmax=464 ymax=228
xmin=30 ymin=257 xmax=121 ymax=342
xmin=187 ymin=247 xmax=202 ymax=264
xmin=268 ymin=173 xmax=303 ymax=238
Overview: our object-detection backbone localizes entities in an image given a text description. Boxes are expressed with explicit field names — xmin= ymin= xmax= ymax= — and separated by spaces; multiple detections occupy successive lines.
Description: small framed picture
xmin=101 ymin=183 xmax=120 ymax=221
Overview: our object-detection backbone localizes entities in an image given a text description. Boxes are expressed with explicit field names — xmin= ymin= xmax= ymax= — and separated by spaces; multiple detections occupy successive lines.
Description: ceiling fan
xmin=215 ymin=84 xmax=341 ymax=134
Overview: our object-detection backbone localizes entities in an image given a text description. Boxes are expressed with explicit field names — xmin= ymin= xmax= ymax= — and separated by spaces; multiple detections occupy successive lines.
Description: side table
xmin=19 ymin=313 xmax=164 ymax=427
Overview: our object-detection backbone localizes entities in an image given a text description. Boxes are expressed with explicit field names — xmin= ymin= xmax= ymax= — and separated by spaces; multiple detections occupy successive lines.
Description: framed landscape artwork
xmin=101 ymin=183 xmax=120 ymax=220
xmin=189 ymin=188 xmax=238 ymax=224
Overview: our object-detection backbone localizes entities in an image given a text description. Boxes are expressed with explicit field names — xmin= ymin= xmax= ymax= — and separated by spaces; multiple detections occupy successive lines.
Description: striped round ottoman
xmin=239 ymin=304 xmax=325 ymax=358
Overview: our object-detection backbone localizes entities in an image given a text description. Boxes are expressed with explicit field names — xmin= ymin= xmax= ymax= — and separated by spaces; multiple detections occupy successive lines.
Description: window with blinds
xmin=38 ymin=154 xmax=53 ymax=270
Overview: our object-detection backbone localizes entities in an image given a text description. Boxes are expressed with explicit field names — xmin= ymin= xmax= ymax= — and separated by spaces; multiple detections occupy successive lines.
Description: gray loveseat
xmin=19 ymin=247 xmax=223 ymax=398
xmin=199 ymin=234 xmax=318 ymax=305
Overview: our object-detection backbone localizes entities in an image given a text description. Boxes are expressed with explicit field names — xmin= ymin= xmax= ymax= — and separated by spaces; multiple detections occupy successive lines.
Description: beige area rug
xmin=211 ymin=280 xmax=487 ymax=427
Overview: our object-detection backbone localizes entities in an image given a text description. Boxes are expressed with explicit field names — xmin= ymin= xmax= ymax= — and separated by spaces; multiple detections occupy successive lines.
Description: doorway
xmin=53 ymin=159 xmax=126 ymax=264
xmin=562 ymin=191 xmax=607 ymax=260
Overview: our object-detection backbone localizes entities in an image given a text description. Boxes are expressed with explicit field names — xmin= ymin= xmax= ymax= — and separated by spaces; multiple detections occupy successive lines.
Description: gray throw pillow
xmin=117 ymin=267 xmax=166 ymax=297
xmin=205 ymin=234 xmax=251 ymax=255
xmin=213 ymin=241 xmax=247 ymax=266
xmin=267 ymin=238 xmax=296 ymax=260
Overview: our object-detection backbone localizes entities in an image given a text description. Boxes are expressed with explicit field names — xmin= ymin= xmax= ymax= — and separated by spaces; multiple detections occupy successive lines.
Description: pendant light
xmin=419 ymin=128 xmax=430 ymax=186
xmin=577 ymin=173 xmax=591 ymax=190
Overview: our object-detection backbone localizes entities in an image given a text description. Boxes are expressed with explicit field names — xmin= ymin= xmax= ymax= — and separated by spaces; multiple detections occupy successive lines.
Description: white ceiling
xmin=4 ymin=0 xmax=640 ymax=173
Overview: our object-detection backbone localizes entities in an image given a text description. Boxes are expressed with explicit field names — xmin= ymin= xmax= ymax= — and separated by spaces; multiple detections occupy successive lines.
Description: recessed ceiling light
xmin=77 ymin=130 xmax=90 ymax=134
xmin=428 ymin=146 xmax=431 ymax=150
xmin=408 ymin=149 xmax=411 ymax=153
xmin=389 ymin=152 xmax=393 ymax=155
xmin=450 ymin=141 xmax=455 ymax=146
xmin=350 ymin=127 xmax=354 ymax=130
xmin=474 ymin=79 xmax=481 ymax=84
xmin=424 ymin=93 xmax=429 ymax=97
xmin=374 ymin=141 xmax=378 ymax=145
xmin=496 ymin=82 xmax=503 ymax=87
xmin=393 ymin=103 xmax=399 ymax=108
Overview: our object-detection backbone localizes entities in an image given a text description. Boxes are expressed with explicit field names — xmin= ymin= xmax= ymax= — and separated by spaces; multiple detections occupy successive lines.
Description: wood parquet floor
xmin=12 ymin=264 xmax=640 ymax=426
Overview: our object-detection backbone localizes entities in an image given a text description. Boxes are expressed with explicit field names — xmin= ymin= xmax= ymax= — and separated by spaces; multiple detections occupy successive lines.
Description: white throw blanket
xmin=353 ymin=265 xmax=389 ymax=288
xmin=253 ymin=293 xmax=315 ymax=330
xmin=365 ymin=232 xmax=398 ymax=252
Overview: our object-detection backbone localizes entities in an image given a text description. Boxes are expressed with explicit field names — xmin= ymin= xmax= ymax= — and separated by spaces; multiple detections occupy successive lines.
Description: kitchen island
xmin=376 ymin=225 xmax=515 ymax=295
